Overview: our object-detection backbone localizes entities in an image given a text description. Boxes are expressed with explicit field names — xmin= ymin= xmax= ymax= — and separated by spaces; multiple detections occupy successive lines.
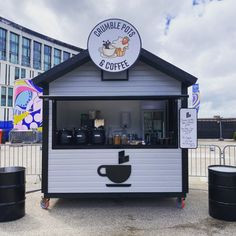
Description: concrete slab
xmin=0 ymin=180 xmax=236 ymax=236
xmin=1 ymin=140 xmax=236 ymax=235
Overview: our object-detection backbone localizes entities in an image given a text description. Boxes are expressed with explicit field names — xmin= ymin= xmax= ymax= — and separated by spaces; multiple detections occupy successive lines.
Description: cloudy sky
xmin=1 ymin=0 xmax=235 ymax=118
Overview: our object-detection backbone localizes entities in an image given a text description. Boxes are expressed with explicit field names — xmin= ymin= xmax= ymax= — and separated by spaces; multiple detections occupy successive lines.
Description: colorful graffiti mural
xmin=14 ymin=79 xmax=43 ymax=131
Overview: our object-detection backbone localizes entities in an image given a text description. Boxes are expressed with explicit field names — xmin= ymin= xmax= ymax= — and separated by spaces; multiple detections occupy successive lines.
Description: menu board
xmin=180 ymin=108 xmax=197 ymax=149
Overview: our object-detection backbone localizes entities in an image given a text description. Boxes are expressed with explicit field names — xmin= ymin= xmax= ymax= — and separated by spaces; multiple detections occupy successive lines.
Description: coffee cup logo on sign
xmin=97 ymin=150 xmax=131 ymax=187
xmin=97 ymin=165 xmax=131 ymax=184
xmin=87 ymin=19 xmax=142 ymax=72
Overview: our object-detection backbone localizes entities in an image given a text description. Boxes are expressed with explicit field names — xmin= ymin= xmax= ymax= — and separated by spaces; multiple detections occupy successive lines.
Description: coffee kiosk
xmin=33 ymin=19 xmax=197 ymax=209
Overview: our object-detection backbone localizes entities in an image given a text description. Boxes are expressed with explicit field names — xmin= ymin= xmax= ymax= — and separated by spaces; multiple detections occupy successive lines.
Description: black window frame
xmin=33 ymin=41 xmax=42 ymax=70
xmin=51 ymin=96 xmax=179 ymax=150
xmin=44 ymin=45 xmax=52 ymax=71
xmin=63 ymin=51 xmax=70 ymax=62
xmin=0 ymin=27 xmax=7 ymax=61
xmin=9 ymin=32 xmax=19 ymax=64
xmin=7 ymin=87 xmax=13 ymax=107
xmin=21 ymin=68 xmax=26 ymax=78
xmin=15 ymin=67 xmax=20 ymax=80
xmin=54 ymin=48 xmax=61 ymax=66
xmin=1 ymin=86 xmax=7 ymax=106
xmin=21 ymin=37 xmax=31 ymax=67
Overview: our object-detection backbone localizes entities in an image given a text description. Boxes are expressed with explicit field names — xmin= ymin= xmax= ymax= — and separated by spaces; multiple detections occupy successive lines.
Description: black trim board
xmin=42 ymin=85 xmax=49 ymax=194
xmin=52 ymin=100 xmax=57 ymax=149
xmin=33 ymin=50 xmax=90 ymax=87
xmin=139 ymin=49 xmax=197 ymax=87
xmin=44 ymin=192 xmax=186 ymax=199
xmin=40 ymin=95 xmax=189 ymax=101
xmin=32 ymin=49 xmax=197 ymax=88
xmin=181 ymin=84 xmax=189 ymax=194
xmin=52 ymin=145 xmax=178 ymax=149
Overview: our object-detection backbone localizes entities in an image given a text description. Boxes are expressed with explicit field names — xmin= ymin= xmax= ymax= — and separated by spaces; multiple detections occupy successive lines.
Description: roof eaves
xmin=32 ymin=50 xmax=90 ymax=87
xmin=140 ymin=48 xmax=197 ymax=86
xmin=33 ymin=48 xmax=197 ymax=88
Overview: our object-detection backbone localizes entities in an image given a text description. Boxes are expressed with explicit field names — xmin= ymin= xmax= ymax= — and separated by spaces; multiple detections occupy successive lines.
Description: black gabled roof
xmin=140 ymin=48 xmax=197 ymax=87
xmin=32 ymin=48 xmax=197 ymax=88
xmin=33 ymin=50 xmax=90 ymax=87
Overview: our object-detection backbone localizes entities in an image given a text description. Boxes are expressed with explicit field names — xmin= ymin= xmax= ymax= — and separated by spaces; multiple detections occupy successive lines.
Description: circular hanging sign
xmin=87 ymin=18 xmax=142 ymax=72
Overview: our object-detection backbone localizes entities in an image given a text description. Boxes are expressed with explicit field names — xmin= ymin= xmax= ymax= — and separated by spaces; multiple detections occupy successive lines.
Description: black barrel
xmin=0 ymin=167 xmax=25 ymax=222
xmin=208 ymin=165 xmax=236 ymax=221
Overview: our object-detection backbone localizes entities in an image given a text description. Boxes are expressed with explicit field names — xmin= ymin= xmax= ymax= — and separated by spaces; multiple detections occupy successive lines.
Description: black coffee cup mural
xmin=97 ymin=151 xmax=131 ymax=187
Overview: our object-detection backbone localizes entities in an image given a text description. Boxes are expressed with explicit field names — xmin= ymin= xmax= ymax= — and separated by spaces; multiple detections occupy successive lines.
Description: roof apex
xmin=32 ymin=48 xmax=197 ymax=88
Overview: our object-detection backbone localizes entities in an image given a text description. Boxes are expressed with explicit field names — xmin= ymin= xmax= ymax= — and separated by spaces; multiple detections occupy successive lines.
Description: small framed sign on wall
xmin=180 ymin=108 xmax=198 ymax=149
xmin=101 ymin=70 xmax=129 ymax=81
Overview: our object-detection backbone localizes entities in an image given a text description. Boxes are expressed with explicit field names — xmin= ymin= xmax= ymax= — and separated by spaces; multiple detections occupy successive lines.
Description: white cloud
xmin=157 ymin=0 xmax=236 ymax=118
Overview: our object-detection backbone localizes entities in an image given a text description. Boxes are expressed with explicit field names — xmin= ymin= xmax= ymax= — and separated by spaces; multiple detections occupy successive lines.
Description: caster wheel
xmin=40 ymin=197 xmax=50 ymax=209
xmin=177 ymin=197 xmax=185 ymax=209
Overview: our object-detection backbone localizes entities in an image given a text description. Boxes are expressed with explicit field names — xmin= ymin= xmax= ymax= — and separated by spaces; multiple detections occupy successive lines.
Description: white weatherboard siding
xmin=48 ymin=149 xmax=182 ymax=193
xmin=48 ymin=102 xmax=182 ymax=193
xmin=49 ymin=61 xmax=181 ymax=96
xmin=47 ymin=60 xmax=183 ymax=194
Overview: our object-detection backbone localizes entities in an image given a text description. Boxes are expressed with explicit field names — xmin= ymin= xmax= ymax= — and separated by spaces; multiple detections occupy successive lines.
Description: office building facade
xmin=0 ymin=16 xmax=83 ymax=121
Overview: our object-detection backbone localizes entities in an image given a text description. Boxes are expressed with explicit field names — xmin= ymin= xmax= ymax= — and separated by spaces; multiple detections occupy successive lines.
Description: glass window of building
xmin=22 ymin=37 xmax=31 ymax=67
xmin=1 ymin=86 xmax=6 ymax=106
xmin=9 ymin=32 xmax=19 ymax=64
xmin=44 ymin=45 xmax=51 ymax=71
xmin=33 ymin=41 xmax=41 ymax=70
xmin=63 ymin=51 xmax=70 ymax=61
xmin=15 ymin=67 xmax=20 ymax=80
xmin=7 ymin=87 xmax=13 ymax=107
xmin=0 ymin=28 xmax=7 ymax=60
xmin=21 ymin=68 xmax=26 ymax=78
xmin=54 ymin=48 xmax=61 ymax=66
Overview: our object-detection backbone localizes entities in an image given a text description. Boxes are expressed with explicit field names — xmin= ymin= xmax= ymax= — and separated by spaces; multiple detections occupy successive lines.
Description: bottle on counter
xmin=121 ymin=134 xmax=128 ymax=145
xmin=113 ymin=134 xmax=121 ymax=145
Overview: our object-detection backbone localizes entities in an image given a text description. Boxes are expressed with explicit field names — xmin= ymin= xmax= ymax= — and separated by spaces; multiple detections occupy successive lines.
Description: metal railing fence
xmin=223 ymin=145 xmax=236 ymax=166
xmin=1 ymin=143 xmax=236 ymax=178
xmin=0 ymin=144 xmax=42 ymax=177
xmin=188 ymin=145 xmax=222 ymax=177
xmin=189 ymin=144 xmax=236 ymax=177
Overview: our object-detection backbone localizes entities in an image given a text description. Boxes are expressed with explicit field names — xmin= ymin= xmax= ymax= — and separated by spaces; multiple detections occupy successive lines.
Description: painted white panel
xmin=47 ymin=147 xmax=182 ymax=193
xmin=0 ymin=107 xmax=4 ymax=120
xmin=0 ymin=62 xmax=6 ymax=84
xmin=9 ymin=65 xmax=15 ymax=85
xmin=49 ymin=61 xmax=181 ymax=96
xmin=47 ymin=77 xmax=183 ymax=193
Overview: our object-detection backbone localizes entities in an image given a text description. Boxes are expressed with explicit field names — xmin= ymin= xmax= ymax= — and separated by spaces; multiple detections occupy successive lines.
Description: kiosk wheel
xmin=176 ymin=197 xmax=185 ymax=209
xmin=40 ymin=197 xmax=50 ymax=209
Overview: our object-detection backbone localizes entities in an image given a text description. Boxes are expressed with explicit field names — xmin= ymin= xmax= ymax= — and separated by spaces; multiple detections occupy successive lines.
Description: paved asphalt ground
xmin=0 ymin=140 xmax=236 ymax=235
xmin=1 ymin=179 xmax=236 ymax=235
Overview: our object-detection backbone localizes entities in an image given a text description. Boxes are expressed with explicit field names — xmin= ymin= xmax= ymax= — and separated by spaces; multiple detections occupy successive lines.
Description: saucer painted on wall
xmin=106 ymin=184 xmax=131 ymax=187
